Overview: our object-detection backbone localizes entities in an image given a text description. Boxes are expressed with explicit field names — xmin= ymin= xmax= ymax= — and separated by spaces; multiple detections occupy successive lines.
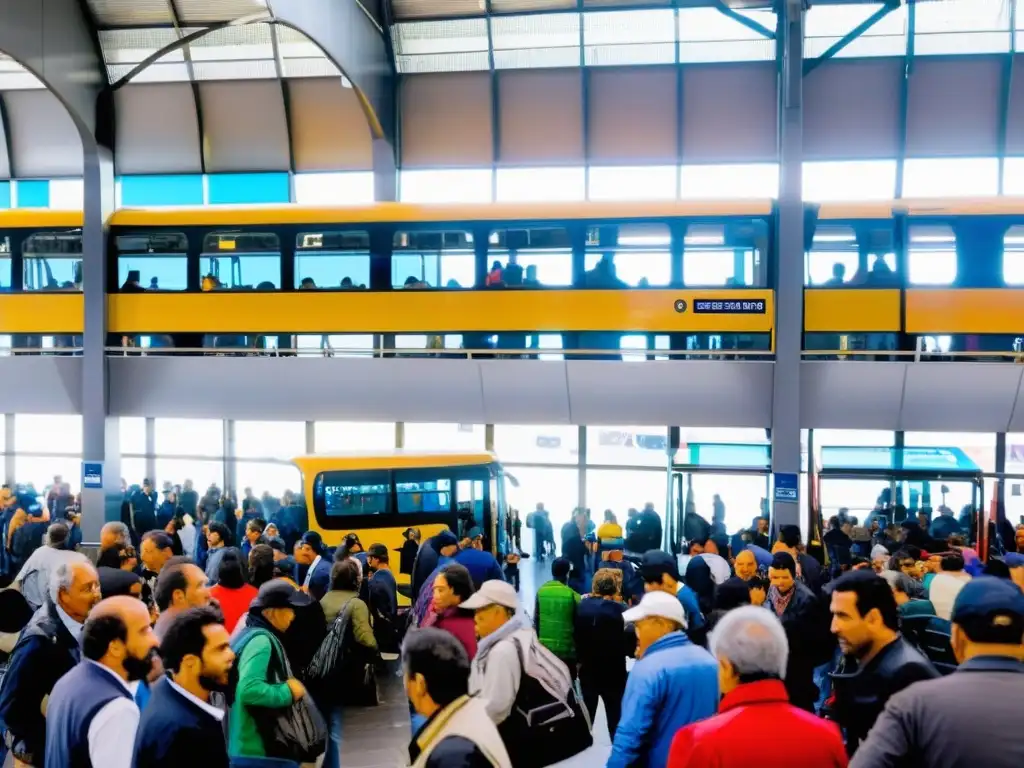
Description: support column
xmin=373 ymin=139 xmax=398 ymax=202
xmin=145 ymin=418 xmax=156 ymax=490
xmin=4 ymin=415 xmax=14 ymax=487
xmin=224 ymin=421 xmax=237 ymax=494
xmin=80 ymin=147 xmax=119 ymax=544
xmin=769 ymin=0 xmax=804 ymax=537
xmin=577 ymin=426 xmax=587 ymax=512
xmin=305 ymin=421 xmax=316 ymax=455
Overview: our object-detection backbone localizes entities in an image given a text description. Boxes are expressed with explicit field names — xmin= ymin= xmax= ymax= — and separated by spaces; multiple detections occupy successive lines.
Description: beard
xmin=124 ymin=648 xmax=158 ymax=682
xmin=199 ymin=672 xmax=230 ymax=693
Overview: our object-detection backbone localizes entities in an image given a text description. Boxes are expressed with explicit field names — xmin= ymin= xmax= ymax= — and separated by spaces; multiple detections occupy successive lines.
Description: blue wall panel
xmin=207 ymin=173 xmax=290 ymax=205
xmin=121 ymin=175 xmax=204 ymax=207
xmin=0 ymin=182 xmax=10 ymax=208
xmin=16 ymin=180 xmax=49 ymax=208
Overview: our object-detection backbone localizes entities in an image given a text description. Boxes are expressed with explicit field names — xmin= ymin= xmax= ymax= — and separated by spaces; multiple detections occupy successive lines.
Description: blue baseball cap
xmin=1004 ymin=553 xmax=1024 ymax=569
xmin=951 ymin=575 xmax=1024 ymax=627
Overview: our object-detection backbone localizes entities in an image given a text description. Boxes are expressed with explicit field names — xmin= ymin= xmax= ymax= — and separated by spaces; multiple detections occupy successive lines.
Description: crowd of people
xmin=0 ymin=475 xmax=1023 ymax=767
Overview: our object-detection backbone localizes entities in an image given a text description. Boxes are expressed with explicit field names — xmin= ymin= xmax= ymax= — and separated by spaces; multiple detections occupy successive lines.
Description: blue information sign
xmin=773 ymin=472 xmax=799 ymax=504
xmin=82 ymin=462 xmax=103 ymax=490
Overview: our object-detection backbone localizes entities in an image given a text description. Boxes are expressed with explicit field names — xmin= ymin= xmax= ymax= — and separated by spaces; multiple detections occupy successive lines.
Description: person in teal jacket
xmin=229 ymin=580 xmax=311 ymax=760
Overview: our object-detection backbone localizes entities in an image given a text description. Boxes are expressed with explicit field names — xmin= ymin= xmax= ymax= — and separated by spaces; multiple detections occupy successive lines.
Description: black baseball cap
xmin=367 ymin=543 xmax=389 ymax=559
xmin=434 ymin=530 xmax=459 ymax=549
xmin=641 ymin=550 xmax=680 ymax=582
xmin=251 ymin=579 xmax=312 ymax=610
xmin=299 ymin=531 xmax=323 ymax=554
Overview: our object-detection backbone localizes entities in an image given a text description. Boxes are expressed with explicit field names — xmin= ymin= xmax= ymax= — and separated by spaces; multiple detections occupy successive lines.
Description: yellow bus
xmin=293 ymin=450 xmax=510 ymax=591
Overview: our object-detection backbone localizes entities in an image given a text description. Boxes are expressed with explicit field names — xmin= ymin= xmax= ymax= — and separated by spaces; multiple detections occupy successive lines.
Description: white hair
xmin=709 ymin=606 xmax=789 ymax=680
xmin=101 ymin=521 xmax=130 ymax=546
xmin=44 ymin=522 xmax=70 ymax=549
xmin=49 ymin=561 xmax=83 ymax=605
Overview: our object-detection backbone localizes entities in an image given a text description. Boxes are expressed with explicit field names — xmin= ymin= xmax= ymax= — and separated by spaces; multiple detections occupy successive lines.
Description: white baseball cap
xmin=461 ymin=579 xmax=519 ymax=611
xmin=622 ymin=591 xmax=688 ymax=629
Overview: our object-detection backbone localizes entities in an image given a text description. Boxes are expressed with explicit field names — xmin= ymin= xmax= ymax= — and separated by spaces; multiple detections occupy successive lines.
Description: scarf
xmin=474 ymin=611 xmax=529 ymax=666
xmin=768 ymin=585 xmax=795 ymax=617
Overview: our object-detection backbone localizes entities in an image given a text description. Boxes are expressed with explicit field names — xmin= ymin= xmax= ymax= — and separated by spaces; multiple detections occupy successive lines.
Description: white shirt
xmin=303 ymin=555 xmax=322 ymax=588
xmin=85 ymin=661 xmax=140 ymax=768
xmin=55 ymin=603 xmax=84 ymax=643
xmin=929 ymin=571 xmax=972 ymax=621
xmin=15 ymin=547 xmax=88 ymax=610
xmin=167 ymin=679 xmax=225 ymax=721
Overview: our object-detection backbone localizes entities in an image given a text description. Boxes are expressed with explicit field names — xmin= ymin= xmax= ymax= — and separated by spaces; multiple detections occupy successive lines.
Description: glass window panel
xmin=804 ymin=3 xmax=908 ymax=58
xmin=588 ymin=166 xmax=677 ymax=202
xmin=392 ymin=18 xmax=489 ymax=56
xmin=154 ymin=458 xmax=225 ymax=495
xmin=319 ymin=469 xmax=391 ymax=517
xmin=914 ymin=0 xmax=1010 ymax=55
xmin=585 ymin=468 xmax=667 ymax=528
xmin=116 ymin=231 xmax=190 ymax=291
xmin=22 ymin=231 xmax=82 ymax=291
xmin=493 ymin=424 xmax=579 ymax=464
xmin=584 ymin=10 xmax=676 ymax=65
xmin=119 ymin=417 xmax=147 ymax=456
xmin=909 ymin=224 xmax=957 ymax=286
xmin=491 ymin=13 xmax=580 ymax=66
xmin=234 ymin=421 xmax=306 ymax=461
xmin=315 ymin=421 xmax=395 ymax=452
xmin=680 ymin=427 xmax=769 ymax=445
xmin=294 ymin=172 xmax=375 ymax=204
xmin=1005 ymin=158 xmax=1024 ymax=196
xmin=808 ymin=429 xmax=895 ymax=449
xmin=677 ymin=8 xmax=776 ymax=62
xmin=506 ymin=466 xmax=580 ymax=536
xmin=296 ymin=334 xmax=375 ymax=357
xmin=14 ymin=415 xmax=83 ymax=454
xmin=587 ymin=426 xmax=667 ymax=467
xmin=680 ymin=164 xmax=778 ymax=198
xmin=399 ymin=169 xmax=493 ymax=203
xmin=201 ymin=231 xmax=281 ymax=290
xmin=295 ymin=230 xmax=371 ymax=289
xmin=1004 ymin=225 xmax=1024 ymax=285
xmin=585 ymin=222 xmax=671 ymax=287
xmin=905 ymin=431 xmax=996 ymax=473
xmin=234 ymin=461 xmax=303 ymax=500
xmin=154 ymin=418 xmax=224 ymax=458
xmin=803 ymin=161 xmax=896 ymax=202
xmin=619 ymin=334 xmax=671 ymax=362
xmin=683 ymin=221 xmax=769 ymax=287
xmin=393 ymin=230 xmax=474 ymax=289
xmin=0 ymin=234 xmax=10 ymax=289
xmin=495 ymin=167 xmax=586 ymax=202
xmin=902 ymin=158 xmax=999 ymax=198
xmin=490 ymin=226 xmax=573 ymax=287
xmin=687 ymin=472 xmax=770 ymax=536
xmin=15 ymin=456 xmax=83 ymax=495
xmin=403 ymin=423 xmax=486 ymax=451
xmin=536 ymin=333 xmax=566 ymax=361
xmin=49 ymin=179 xmax=84 ymax=210
xmin=121 ymin=458 xmax=148 ymax=489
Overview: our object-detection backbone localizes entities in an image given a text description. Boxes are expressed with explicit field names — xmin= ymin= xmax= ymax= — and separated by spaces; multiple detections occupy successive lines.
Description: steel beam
xmin=713 ymin=0 xmax=776 ymax=39
xmin=998 ymin=2 xmax=1017 ymax=194
xmin=894 ymin=1 xmax=914 ymax=198
xmin=770 ymin=0 xmax=803 ymax=535
xmin=803 ymin=0 xmax=898 ymax=75
xmin=271 ymin=0 xmax=397 ymax=198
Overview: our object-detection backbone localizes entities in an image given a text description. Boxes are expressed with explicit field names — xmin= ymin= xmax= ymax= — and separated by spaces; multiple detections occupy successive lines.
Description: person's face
xmin=296 ymin=544 xmax=316 ymax=565
xmin=143 ymin=483 xmax=151 ymax=494
xmin=100 ymin=529 xmax=120 ymax=551
xmin=119 ymin=602 xmax=160 ymax=682
xmin=872 ymin=556 xmax=887 ymax=573
xmin=185 ymin=480 xmax=193 ymax=491
xmin=749 ymin=585 xmax=767 ymax=606
xmin=439 ymin=544 xmax=458 ymax=558
xmin=140 ymin=540 xmax=170 ymax=573
xmin=367 ymin=556 xmax=381 ymax=572
xmin=1016 ymin=528 xmax=1024 ymax=550
xmin=918 ymin=513 xmax=929 ymax=530
xmin=432 ymin=574 xmax=460 ymax=612
xmin=830 ymin=590 xmax=878 ymax=658
xmin=870 ymin=521 xmax=880 ymax=532
xmin=190 ymin=624 xmax=235 ymax=692
xmin=768 ymin=567 xmax=794 ymax=594
xmin=263 ymin=606 xmax=296 ymax=633
xmin=898 ymin=558 xmax=918 ymax=578
xmin=207 ymin=530 xmax=222 ymax=548
xmin=757 ymin=519 xmax=769 ymax=534
xmin=474 ymin=604 xmax=510 ymax=639
xmin=246 ymin=527 xmax=261 ymax=544
xmin=58 ymin=565 xmax=101 ymax=623
xmin=735 ymin=551 xmax=757 ymax=581
xmin=178 ymin=565 xmax=212 ymax=609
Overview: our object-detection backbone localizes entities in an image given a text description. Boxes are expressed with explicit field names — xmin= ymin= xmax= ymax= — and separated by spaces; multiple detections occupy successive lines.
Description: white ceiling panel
xmin=4 ymin=90 xmax=83 ymax=178
xmin=114 ymin=83 xmax=202 ymax=175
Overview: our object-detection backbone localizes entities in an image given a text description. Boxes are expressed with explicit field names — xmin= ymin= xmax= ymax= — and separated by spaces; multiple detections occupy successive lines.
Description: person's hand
xmin=286 ymin=678 xmax=306 ymax=700
xmin=235 ymin=508 xmax=243 ymax=520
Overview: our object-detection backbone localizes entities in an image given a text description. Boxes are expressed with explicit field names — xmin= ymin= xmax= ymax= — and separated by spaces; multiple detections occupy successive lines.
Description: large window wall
xmin=1 ymin=417 xmax=1017 ymax=545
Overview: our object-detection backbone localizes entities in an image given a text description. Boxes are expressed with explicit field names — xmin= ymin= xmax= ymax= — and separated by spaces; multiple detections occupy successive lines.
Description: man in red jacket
xmin=667 ymin=605 xmax=848 ymax=768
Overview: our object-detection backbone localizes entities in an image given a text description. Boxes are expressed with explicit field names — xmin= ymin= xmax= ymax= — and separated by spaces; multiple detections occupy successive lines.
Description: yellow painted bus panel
xmin=0 ymin=210 xmax=84 ymax=229
xmin=108 ymin=289 xmax=775 ymax=335
xmin=803 ymin=289 xmax=900 ymax=333
xmin=0 ymin=293 xmax=84 ymax=334
xmin=906 ymin=289 xmax=1024 ymax=335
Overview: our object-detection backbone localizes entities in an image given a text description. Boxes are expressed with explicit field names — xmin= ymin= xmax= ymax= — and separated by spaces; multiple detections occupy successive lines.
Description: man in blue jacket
xmin=294 ymin=531 xmax=332 ymax=601
xmin=607 ymin=591 xmax=718 ymax=768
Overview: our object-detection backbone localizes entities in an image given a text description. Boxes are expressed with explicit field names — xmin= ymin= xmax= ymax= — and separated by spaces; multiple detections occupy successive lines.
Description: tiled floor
xmin=336 ymin=543 xmax=613 ymax=767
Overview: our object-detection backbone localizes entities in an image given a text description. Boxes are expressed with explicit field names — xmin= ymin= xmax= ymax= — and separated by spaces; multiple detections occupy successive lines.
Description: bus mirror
xmin=505 ymin=471 xmax=520 ymax=488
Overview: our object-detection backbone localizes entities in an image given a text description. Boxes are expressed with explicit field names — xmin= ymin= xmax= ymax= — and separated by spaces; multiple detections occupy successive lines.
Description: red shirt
xmin=667 ymin=679 xmax=848 ymax=768
xmin=209 ymin=583 xmax=258 ymax=634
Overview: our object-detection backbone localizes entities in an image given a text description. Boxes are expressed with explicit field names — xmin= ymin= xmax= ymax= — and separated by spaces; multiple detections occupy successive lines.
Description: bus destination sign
xmin=691 ymin=298 xmax=766 ymax=314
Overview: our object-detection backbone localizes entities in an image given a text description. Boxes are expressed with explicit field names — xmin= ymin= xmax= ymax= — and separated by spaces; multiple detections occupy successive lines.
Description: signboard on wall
xmin=773 ymin=472 xmax=798 ymax=504
xmin=82 ymin=462 xmax=103 ymax=490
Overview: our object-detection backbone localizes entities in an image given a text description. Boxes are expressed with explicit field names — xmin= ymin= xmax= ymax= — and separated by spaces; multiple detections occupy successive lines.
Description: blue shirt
xmin=676 ymin=583 xmax=706 ymax=630
xmin=454 ymin=547 xmax=504 ymax=589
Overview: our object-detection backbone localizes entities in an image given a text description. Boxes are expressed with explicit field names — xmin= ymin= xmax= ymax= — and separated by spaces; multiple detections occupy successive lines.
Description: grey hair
xmin=879 ymin=569 xmax=909 ymax=594
xmin=708 ymin=606 xmax=789 ymax=680
xmin=101 ymin=521 xmax=130 ymax=546
xmin=44 ymin=522 xmax=71 ymax=549
xmin=49 ymin=561 xmax=83 ymax=604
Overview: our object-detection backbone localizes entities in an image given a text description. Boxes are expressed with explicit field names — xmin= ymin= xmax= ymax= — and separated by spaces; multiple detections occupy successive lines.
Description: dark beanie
xmin=771 ymin=551 xmax=796 ymax=576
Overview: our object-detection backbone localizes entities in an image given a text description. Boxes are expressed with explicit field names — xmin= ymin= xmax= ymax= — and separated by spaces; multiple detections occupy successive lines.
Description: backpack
xmin=497 ymin=637 xmax=593 ymax=768
xmin=304 ymin=601 xmax=354 ymax=702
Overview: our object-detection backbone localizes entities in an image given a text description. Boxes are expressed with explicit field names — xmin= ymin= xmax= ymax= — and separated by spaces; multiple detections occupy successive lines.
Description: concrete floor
xmin=336 ymin=535 xmax=613 ymax=767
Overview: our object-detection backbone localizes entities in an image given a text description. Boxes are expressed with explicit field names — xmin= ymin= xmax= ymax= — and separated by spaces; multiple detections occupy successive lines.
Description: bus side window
xmin=456 ymin=479 xmax=485 ymax=534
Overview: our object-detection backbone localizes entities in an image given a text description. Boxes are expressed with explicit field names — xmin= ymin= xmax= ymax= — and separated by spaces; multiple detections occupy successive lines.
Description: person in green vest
xmin=534 ymin=557 xmax=581 ymax=677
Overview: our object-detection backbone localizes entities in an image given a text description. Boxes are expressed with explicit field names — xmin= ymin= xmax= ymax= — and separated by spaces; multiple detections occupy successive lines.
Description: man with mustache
xmin=44 ymin=596 xmax=160 ymax=768
xmin=134 ymin=607 xmax=235 ymax=768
